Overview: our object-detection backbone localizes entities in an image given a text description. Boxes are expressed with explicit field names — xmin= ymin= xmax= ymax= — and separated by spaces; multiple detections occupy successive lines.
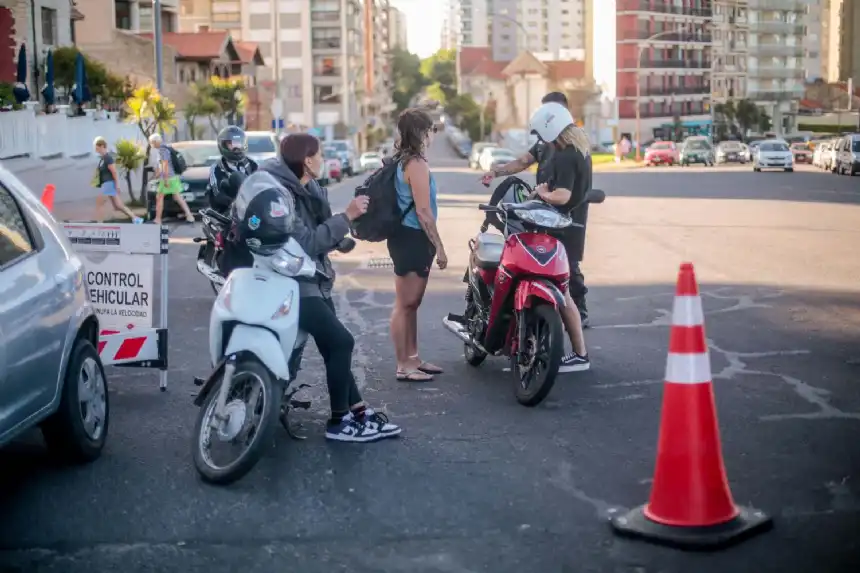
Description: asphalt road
xmin=2 ymin=139 xmax=860 ymax=573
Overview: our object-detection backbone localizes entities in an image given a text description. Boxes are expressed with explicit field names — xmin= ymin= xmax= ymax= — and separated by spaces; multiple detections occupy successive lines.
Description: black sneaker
xmin=580 ymin=312 xmax=590 ymax=329
xmin=325 ymin=413 xmax=383 ymax=443
xmin=359 ymin=408 xmax=402 ymax=438
xmin=559 ymin=353 xmax=590 ymax=373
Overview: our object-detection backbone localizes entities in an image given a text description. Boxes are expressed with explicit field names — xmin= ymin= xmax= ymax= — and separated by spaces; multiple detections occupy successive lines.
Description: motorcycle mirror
xmin=585 ymin=188 xmax=606 ymax=204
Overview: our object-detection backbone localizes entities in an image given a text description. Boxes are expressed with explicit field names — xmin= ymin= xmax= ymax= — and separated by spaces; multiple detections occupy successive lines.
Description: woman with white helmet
xmin=527 ymin=101 xmax=592 ymax=372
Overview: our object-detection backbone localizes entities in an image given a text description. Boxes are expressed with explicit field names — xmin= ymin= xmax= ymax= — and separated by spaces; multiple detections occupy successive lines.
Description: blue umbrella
xmin=13 ymin=44 xmax=30 ymax=103
xmin=41 ymin=49 xmax=55 ymax=105
xmin=72 ymin=52 xmax=84 ymax=104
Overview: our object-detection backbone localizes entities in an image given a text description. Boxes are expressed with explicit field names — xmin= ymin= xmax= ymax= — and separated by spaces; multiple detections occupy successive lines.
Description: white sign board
xmin=63 ymin=223 xmax=164 ymax=255
xmin=81 ymin=252 xmax=155 ymax=330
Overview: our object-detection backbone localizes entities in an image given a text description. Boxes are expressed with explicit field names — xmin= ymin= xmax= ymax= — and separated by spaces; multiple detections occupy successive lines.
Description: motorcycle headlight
xmin=513 ymin=208 xmax=572 ymax=229
xmin=270 ymin=252 xmax=305 ymax=276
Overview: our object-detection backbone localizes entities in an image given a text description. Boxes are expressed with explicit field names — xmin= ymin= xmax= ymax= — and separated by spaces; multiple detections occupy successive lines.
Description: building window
xmin=40 ymin=7 xmax=57 ymax=45
xmin=314 ymin=85 xmax=340 ymax=104
xmin=314 ymin=56 xmax=340 ymax=76
xmin=312 ymin=28 xmax=341 ymax=49
xmin=115 ymin=0 xmax=131 ymax=30
xmin=212 ymin=12 xmax=241 ymax=23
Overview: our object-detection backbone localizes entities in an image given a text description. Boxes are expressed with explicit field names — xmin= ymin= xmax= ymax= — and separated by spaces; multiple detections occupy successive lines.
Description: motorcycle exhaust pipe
xmin=442 ymin=316 xmax=491 ymax=355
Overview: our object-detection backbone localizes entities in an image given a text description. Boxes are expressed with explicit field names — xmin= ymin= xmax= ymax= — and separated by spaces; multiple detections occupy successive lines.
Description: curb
xmin=2 ymin=153 xmax=94 ymax=175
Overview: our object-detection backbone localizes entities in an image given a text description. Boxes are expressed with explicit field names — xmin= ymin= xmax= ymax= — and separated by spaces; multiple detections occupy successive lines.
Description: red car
xmin=325 ymin=156 xmax=343 ymax=182
xmin=644 ymin=141 xmax=679 ymax=166
xmin=790 ymin=142 xmax=812 ymax=164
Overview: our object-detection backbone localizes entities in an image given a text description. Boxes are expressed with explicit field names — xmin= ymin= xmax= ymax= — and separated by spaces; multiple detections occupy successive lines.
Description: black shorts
xmin=387 ymin=225 xmax=436 ymax=278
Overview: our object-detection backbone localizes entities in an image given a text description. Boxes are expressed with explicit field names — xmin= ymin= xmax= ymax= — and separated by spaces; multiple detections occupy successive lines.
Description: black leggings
xmin=298 ymin=296 xmax=362 ymax=414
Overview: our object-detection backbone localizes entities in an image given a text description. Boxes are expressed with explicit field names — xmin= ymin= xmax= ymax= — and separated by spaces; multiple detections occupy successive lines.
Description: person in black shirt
xmin=208 ymin=126 xmax=258 ymax=214
xmin=525 ymin=102 xmax=592 ymax=372
xmin=481 ymin=92 xmax=590 ymax=328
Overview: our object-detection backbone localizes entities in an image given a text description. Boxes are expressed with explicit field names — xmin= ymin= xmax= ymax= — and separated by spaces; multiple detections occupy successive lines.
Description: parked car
xmin=715 ymin=140 xmax=746 ymax=164
xmin=478 ymin=147 xmax=517 ymax=172
xmin=326 ymin=140 xmax=357 ymax=176
xmin=679 ymin=138 xmax=714 ymax=166
xmin=812 ymin=141 xmax=828 ymax=168
xmin=821 ymin=140 xmax=838 ymax=171
xmin=643 ymin=141 xmax=679 ymax=166
xmin=146 ymin=140 xmax=219 ymax=220
xmin=323 ymin=146 xmax=343 ymax=183
xmin=359 ymin=151 xmax=384 ymax=173
xmin=753 ymin=139 xmax=793 ymax=172
xmin=739 ymin=143 xmax=751 ymax=163
xmin=469 ymin=142 xmax=499 ymax=169
xmin=832 ymin=133 xmax=860 ymax=176
xmin=0 ymin=164 xmax=110 ymax=462
xmin=790 ymin=142 xmax=813 ymax=164
xmin=245 ymin=131 xmax=279 ymax=162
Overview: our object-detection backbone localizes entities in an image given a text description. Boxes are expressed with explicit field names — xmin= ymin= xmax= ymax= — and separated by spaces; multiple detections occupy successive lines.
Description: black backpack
xmin=165 ymin=145 xmax=187 ymax=175
xmin=350 ymin=154 xmax=413 ymax=242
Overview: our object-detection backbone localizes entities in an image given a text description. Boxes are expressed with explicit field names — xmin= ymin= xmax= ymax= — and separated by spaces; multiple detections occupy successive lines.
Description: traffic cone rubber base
xmin=609 ymin=504 xmax=773 ymax=551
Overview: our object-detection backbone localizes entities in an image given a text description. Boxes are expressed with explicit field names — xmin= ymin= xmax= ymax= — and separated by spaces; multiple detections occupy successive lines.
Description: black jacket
xmin=207 ymin=157 xmax=258 ymax=213
xmin=259 ymin=158 xmax=350 ymax=298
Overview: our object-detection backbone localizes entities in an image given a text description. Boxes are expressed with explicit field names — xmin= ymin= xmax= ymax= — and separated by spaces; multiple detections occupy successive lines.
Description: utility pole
xmin=154 ymin=0 xmax=163 ymax=92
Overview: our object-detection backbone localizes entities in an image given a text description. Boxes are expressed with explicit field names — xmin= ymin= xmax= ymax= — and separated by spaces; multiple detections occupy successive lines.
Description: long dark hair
xmin=280 ymin=133 xmax=320 ymax=179
xmin=395 ymin=107 xmax=434 ymax=164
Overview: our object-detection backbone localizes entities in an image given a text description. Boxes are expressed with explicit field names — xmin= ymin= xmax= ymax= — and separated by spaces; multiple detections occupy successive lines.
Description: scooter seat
xmin=474 ymin=232 xmax=505 ymax=269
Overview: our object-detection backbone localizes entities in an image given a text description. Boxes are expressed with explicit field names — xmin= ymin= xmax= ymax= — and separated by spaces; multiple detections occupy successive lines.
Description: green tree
xmin=735 ymin=99 xmax=760 ymax=136
xmin=421 ymin=49 xmax=456 ymax=102
xmin=113 ymin=138 xmax=147 ymax=203
xmin=183 ymin=83 xmax=221 ymax=139
xmin=390 ymin=47 xmax=428 ymax=113
xmin=124 ymin=85 xmax=177 ymax=200
xmin=444 ymin=93 xmax=492 ymax=142
xmin=52 ymin=47 xmax=125 ymax=101
xmin=206 ymin=75 xmax=246 ymax=126
xmin=757 ymin=109 xmax=772 ymax=133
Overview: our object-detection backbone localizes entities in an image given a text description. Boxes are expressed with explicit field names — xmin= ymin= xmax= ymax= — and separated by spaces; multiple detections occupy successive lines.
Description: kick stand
xmin=280 ymin=383 xmax=312 ymax=440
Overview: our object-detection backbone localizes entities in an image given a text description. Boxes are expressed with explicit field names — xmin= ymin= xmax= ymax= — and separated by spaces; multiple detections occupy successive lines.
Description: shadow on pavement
xmin=1 ymin=271 xmax=859 ymax=572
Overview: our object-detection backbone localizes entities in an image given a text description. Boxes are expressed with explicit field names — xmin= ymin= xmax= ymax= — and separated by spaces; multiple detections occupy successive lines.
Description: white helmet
xmin=529 ymin=102 xmax=573 ymax=143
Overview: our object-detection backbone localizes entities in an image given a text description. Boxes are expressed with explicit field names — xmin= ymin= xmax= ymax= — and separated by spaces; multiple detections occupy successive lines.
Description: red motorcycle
xmin=443 ymin=182 xmax=605 ymax=406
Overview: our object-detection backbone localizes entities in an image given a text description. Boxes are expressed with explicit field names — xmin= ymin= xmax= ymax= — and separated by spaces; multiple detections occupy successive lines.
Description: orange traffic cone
xmin=40 ymin=184 xmax=55 ymax=212
xmin=610 ymin=262 xmax=772 ymax=549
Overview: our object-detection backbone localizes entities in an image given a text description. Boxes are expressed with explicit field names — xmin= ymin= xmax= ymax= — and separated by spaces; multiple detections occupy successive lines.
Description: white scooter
xmin=191 ymin=237 xmax=317 ymax=485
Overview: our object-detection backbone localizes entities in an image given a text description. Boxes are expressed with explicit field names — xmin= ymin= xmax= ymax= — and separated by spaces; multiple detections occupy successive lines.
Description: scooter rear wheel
xmin=511 ymin=303 xmax=564 ymax=406
xmin=192 ymin=358 xmax=280 ymax=485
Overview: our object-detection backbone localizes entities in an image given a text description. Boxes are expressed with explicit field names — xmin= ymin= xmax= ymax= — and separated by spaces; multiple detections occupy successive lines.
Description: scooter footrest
xmin=447 ymin=313 xmax=467 ymax=324
xmin=193 ymin=376 xmax=205 ymax=386
xmin=290 ymin=399 xmax=312 ymax=410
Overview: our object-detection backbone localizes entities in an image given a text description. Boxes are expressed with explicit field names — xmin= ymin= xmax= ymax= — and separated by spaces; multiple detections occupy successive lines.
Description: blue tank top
xmin=395 ymin=160 xmax=438 ymax=229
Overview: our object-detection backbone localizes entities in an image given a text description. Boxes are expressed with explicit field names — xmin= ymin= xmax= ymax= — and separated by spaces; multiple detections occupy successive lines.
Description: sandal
xmin=185 ymin=214 xmax=195 ymax=223
xmin=410 ymin=356 xmax=444 ymax=374
xmin=396 ymin=368 xmax=433 ymax=382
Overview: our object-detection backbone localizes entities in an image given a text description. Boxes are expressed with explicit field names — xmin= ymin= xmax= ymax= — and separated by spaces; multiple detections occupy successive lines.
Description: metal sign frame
xmin=62 ymin=222 xmax=170 ymax=391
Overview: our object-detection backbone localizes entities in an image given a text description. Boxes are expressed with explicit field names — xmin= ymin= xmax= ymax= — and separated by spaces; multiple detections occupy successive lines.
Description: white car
xmin=752 ymin=139 xmax=793 ymax=172
xmin=478 ymin=147 xmax=517 ymax=172
xmin=812 ymin=142 xmax=826 ymax=168
xmin=821 ymin=140 xmax=838 ymax=171
xmin=469 ymin=142 xmax=499 ymax=169
xmin=359 ymin=152 xmax=384 ymax=173
xmin=245 ymin=131 xmax=279 ymax=162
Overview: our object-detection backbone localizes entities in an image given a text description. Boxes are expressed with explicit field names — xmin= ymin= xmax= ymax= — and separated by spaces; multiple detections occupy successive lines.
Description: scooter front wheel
xmin=192 ymin=358 xmax=280 ymax=485
xmin=511 ymin=303 xmax=564 ymax=406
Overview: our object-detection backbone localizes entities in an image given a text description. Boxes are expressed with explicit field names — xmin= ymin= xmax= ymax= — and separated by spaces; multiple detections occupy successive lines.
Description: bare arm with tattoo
xmin=480 ymin=150 xmax=538 ymax=185
xmin=405 ymin=158 xmax=447 ymax=269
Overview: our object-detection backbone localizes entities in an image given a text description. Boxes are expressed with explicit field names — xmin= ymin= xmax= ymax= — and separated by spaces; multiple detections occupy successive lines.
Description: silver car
xmin=0 ymin=165 xmax=109 ymax=462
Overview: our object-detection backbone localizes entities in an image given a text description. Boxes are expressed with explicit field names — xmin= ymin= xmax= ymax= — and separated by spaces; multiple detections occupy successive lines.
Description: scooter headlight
xmin=513 ymin=208 xmax=572 ymax=229
xmin=270 ymin=252 xmax=305 ymax=276
xmin=271 ymin=290 xmax=295 ymax=319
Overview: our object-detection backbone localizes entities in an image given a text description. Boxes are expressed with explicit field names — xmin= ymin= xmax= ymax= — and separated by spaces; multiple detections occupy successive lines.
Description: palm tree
xmin=124 ymin=85 xmax=177 ymax=198
xmin=183 ymin=83 xmax=221 ymax=140
xmin=113 ymin=138 xmax=146 ymax=203
xmin=206 ymin=76 xmax=246 ymax=126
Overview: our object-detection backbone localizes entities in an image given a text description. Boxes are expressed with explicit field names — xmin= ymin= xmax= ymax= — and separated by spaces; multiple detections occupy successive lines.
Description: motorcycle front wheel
xmin=204 ymin=243 xmax=223 ymax=295
xmin=511 ymin=303 xmax=564 ymax=406
xmin=192 ymin=358 xmax=280 ymax=485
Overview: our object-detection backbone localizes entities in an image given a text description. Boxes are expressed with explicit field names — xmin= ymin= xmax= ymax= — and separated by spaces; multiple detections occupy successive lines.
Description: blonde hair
xmin=557 ymin=124 xmax=590 ymax=157
xmin=93 ymin=136 xmax=107 ymax=148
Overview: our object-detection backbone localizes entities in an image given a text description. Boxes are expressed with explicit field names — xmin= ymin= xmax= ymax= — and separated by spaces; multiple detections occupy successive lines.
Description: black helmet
xmin=218 ymin=125 xmax=247 ymax=162
xmin=231 ymin=172 xmax=296 ymax=255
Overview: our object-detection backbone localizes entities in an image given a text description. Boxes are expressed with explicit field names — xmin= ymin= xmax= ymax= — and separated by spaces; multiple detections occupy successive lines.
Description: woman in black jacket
xmin=232 ymin=133 xmax=402 ymax=443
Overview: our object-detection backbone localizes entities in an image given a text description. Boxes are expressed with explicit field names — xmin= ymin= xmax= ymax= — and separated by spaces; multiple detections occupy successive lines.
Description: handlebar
xmin=201 ymin=208 xmax=231 ymax=225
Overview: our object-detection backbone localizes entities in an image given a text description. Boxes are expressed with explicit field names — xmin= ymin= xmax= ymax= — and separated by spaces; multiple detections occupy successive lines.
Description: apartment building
xmin=616 ymin=0 xmax=713 ymax=138
xmin=364 ymin=0 xmax=394 ymax=126
xmin=803 ymin=0 xmax=823 ymax=80
xmin=492 ymin=0 xmax=587 ymax=62
xmin=836 ymin=0 xmax=858 ymax=82
xmin=388 ymin=4 xmax=407 ymax=49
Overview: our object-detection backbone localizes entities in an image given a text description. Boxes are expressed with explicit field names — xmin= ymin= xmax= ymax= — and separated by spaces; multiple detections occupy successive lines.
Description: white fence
xmin=0 ymin=104 xmax=146 ymax=160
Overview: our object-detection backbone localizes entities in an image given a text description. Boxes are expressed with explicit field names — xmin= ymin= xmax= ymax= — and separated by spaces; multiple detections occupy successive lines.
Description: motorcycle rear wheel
xmin=192 ymin=358 xmax=280 ymax=485
xmin=511 ymin=303 xmax=563 ymax=406
xmin=203 ymin=242 xmax=223 ymax=295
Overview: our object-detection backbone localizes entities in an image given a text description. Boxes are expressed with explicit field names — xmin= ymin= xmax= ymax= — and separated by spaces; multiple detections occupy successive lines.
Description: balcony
xmin=311 ymin=10 xmax=341 ymax=23
xmin=312 ymin=39 xmax=342 ymax=50
xmin=750 ymin=66 xmax=805 ymax=79
xmin=749 ymin=21 xmax=805 ymax=35
xmin=617 ymin=0 xmax=711 ymax=17
xmin=748 ymin=88 xmax=805 ymax=101
xmin=747 ymin=0 xmax=806 ymax=12
xmin=627 ymin=31 xmax=713 ymax=43
xmin=621 ymin=86 xmax=711 ymax=97
xmin=625 ymin=108 xmax=708 ymax=119
xmin=622 ymin=58 xmax=712 ymax=69
xmin=753 ymin=44 xmax=804 ymax=57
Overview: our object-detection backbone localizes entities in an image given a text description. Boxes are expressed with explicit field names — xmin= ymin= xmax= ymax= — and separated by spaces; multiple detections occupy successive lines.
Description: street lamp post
xmin=634 ymin=30 xmax=684 ymax=162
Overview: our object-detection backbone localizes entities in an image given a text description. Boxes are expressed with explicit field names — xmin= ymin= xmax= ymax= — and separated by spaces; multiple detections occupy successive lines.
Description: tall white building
xmin=388 ymin=5 xmax=408 ymax=49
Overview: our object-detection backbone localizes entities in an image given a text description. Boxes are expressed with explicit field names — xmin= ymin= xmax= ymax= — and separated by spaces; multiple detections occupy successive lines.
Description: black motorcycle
xmin=193 ymin=207 xmax=231 ymax=294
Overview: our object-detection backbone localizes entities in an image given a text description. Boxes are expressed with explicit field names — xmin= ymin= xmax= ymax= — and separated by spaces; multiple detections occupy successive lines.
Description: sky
xmin=389 ymin=0 xmax=443 ymax=58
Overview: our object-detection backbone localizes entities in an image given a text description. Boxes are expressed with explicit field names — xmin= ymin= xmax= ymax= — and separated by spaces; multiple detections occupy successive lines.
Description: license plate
xmin=728 ymin=154 xmax=736 ymax=159
xmin=182 ymin=192 xmax=196 ymax=201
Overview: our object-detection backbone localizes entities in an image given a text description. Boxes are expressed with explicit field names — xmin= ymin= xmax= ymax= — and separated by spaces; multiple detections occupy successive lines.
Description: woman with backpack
xmin=388 ymin=108 xmax=447 ymax=383
xmin=149 ymin=133 xmax=195 ymax=225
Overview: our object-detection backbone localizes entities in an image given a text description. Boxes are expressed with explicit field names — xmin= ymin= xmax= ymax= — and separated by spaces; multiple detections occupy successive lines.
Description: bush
xmin=798 ymin=123 xmax=858 ymax=134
